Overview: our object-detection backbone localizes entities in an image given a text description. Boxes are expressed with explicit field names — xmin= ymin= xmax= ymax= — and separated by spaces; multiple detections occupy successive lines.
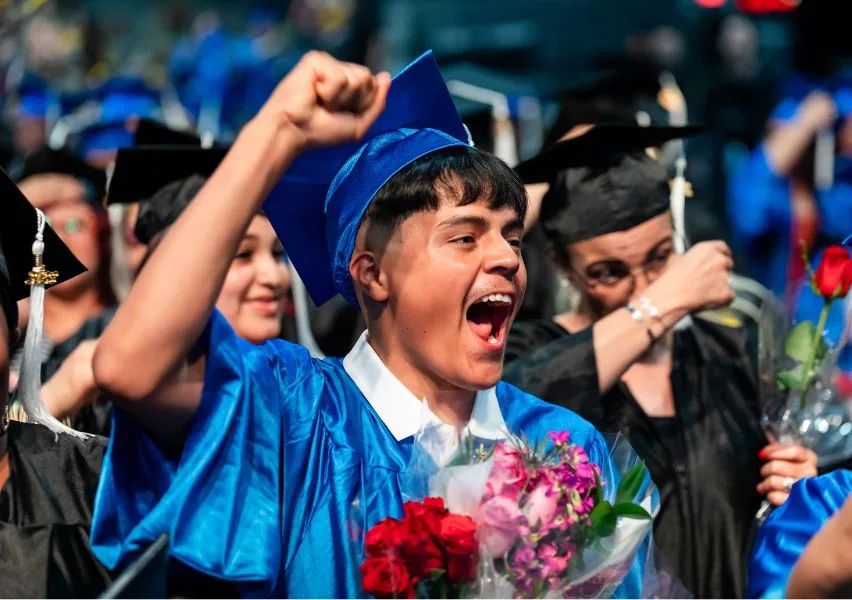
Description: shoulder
xmin=495 ymin=381 xmax=603 ymax=449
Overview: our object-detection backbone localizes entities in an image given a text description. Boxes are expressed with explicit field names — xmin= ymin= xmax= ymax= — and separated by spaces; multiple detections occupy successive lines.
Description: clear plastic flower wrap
xmin=351 ymin=401 xmax=687 ymax=599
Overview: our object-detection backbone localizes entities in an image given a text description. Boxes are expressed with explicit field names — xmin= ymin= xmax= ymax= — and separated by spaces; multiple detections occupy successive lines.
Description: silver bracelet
xmin=625 ymin=303 xmax=644 ymax=323
xmin=638 ymin=295 xmax=660 ymax=320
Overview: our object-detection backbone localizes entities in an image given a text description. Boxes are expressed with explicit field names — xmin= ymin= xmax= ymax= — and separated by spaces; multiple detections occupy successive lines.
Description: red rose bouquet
xmin=360 ymin=497 xmax=479 ymax=598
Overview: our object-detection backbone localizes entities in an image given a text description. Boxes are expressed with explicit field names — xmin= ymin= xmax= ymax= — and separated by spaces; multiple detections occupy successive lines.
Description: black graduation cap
xmin=106 ymin=146 xmax=227 ymax=206
xmin=515 ymin=122 xmax=703 ymax=184
xmin=0 ymin=168 xmax=87 ymax=325
xmin=14 ymin=147 xmax=108 ymax=206
xmin=106 ymin=145 xmax=226 ymax=244
xmin=520 ymin=123 xmax=703 ymax=245
xmin=133 ymin=118 xmax=204 ymax=146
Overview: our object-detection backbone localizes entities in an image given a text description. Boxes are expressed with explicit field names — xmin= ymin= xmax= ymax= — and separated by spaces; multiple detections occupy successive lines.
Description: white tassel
xmin=12 ymin=209 xmax=89 ymax=439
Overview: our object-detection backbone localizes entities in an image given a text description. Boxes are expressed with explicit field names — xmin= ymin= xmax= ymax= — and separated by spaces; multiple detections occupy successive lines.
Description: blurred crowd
xmin=0 ymin=0 xmax=851 ymax=597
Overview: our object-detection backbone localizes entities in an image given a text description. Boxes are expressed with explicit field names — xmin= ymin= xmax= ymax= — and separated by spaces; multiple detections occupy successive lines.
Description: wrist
xmin=642 ymin=287 xmax=688 ymax=330
xmin=241 ymin=114 xmax=306 ymax=175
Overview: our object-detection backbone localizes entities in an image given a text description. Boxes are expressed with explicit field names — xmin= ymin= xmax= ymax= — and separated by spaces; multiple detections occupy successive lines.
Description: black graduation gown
xmin=503 ymin=317 xmax=767 ymax=599
xmin=0 ymin=421 xmax=111 ymax=598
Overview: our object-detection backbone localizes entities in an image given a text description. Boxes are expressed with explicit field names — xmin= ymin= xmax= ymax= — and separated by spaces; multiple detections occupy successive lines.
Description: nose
xmin=631 ymin=267 xmax=653 ymax=296
xmin=482 ymin=237 xmax=521 ymax=278
xmin=256 ymin=253 xmax=287 ymax=290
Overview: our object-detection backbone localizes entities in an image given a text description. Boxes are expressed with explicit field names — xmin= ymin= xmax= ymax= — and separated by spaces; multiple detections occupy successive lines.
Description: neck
xmin=366 ymin=328 xmax=476 ymax=426
xmin=44 ymin=289 xmax=104 ymax=343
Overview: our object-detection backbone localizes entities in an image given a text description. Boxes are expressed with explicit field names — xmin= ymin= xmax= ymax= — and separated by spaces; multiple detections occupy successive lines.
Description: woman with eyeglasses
xmin=7 ymin=149 xmax=117 ymax=409
xmin=503 ymin=124 xmax=818 ymax=598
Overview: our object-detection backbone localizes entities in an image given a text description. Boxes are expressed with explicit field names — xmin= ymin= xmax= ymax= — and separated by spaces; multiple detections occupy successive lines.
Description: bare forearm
xmin=593 ymin=289 xmax=687 ymax=392
xmin=763 ymin=121 xmax=819 ymax=176
xmin=94 ymin=118 xmax=302 ymax=399
xmin=788 ymin=498 xmax=852 ymax=598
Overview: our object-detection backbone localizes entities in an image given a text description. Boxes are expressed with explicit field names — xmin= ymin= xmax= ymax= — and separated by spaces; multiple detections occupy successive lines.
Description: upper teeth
xmin=477 ymin=293 xmax=512 ymax=305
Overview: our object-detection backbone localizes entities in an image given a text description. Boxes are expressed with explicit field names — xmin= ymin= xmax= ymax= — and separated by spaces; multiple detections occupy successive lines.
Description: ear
xmin=350 ymin=249 xmax=389 ymax=303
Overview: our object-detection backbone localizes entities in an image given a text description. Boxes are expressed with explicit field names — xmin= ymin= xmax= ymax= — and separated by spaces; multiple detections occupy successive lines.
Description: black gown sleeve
xmin=503 ymin=321 xmax=604 ymax=417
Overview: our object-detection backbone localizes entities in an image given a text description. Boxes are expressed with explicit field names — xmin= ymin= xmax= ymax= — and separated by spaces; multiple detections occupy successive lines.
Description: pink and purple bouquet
xmin=353 ymin=423 xmax=662 ymax=599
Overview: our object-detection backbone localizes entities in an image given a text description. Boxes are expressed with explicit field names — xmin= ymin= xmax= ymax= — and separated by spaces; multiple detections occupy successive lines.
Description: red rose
xmin=439 ymin=514 xmax=479 ymax=556
xmin=403 ymin=498 xmax=447 ymax=537
xmin=401 ymin=536 xmax=445 ymax=579
xmin=447 ymin=553 xmax=478 ymax=584
xmin=361 ymin=556 xmax=414 ymax=598
xmin=813 ymin=246 xmax=852 ymax=299
xmin=365 ymin=518 xmax=406 ymax=558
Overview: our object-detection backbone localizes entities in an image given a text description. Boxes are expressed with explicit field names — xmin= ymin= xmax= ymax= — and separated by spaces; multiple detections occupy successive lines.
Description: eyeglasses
xmin=44 ymin=214 xmax=94 ymax=236
xmin=572 ymin=241 xmax=678 ymax=290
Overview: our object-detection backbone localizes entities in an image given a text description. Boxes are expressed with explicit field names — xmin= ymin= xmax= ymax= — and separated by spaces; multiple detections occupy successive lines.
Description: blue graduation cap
xmin=79 ymin=78 xmax=162 ymax=157
xmin=16 ymin=74 xmax=52 ymax=119
xmin=262 ymin=50 xmax=471 ymax=307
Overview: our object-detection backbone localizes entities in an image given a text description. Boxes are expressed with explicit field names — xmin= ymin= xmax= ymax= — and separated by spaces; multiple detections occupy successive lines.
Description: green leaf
xmin=612 ymin=502 xmax=652 ymax=520
xmin=785 ymin=321 xmax=818 ymax=362
xmin=615 ymin=461 xmax=647 ymax=505
xmin=593 ymin=467 xmax=604 ymax=504
xmin=776 ymin=365 xmax=805 ymax=390
xmin=590 ymin=501 xmax=617 ymax=537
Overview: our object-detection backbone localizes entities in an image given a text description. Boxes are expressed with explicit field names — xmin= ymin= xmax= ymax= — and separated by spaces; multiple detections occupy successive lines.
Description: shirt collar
xmin=343 ymin=331 xmax=508 ymax=442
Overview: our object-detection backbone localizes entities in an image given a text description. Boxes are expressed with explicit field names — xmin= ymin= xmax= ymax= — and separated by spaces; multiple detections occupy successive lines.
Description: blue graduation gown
xmin=727 ymin=144 xmax=852 ymax=374
xmin=91 ymin=311 xmax=643 ymax=598
xmin=748 ymin=470 xmax=852 ymax=598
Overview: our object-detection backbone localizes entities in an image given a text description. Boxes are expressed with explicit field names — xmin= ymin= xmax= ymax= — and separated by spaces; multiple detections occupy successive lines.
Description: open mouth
xmin=466 ymin=293 xmax=514 ymax=348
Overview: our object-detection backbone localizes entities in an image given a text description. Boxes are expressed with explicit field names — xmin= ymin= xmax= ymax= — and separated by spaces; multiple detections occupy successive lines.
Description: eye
xmin=272 ymin=249 xmax=287 ymax=262
xmin=451 ymin=235 xmax=476 ymax=245
xmin=508 ymin=238 xmax=523 ymax=250
xmin=587 ymin=262 xmax=628 ymax=285
xmin=234 ymin=250 xmax=253 ymax=261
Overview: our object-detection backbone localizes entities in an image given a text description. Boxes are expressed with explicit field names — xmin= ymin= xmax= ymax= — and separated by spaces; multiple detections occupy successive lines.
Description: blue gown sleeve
xmin=90 ymin=309 xmax=312 ymax=595
xmin=748 ymin=470 xmax=852 ymax=599
xmin=727 ymin=144 xmax=791 ymax=244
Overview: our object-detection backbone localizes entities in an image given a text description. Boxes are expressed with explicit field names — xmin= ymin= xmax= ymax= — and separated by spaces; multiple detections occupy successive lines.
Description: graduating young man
xmin=89 ymin=52 xmax=643 ymax=597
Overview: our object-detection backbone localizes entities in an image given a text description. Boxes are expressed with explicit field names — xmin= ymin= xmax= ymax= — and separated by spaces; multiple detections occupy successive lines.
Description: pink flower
xmin=525 ymin=480 xmax=560 ymax=529
xmin=538 ymin=543 xmax=571 ymax=578
xmin=486 ymin=443 xmax=527 ymax=501
xmin=477 ymin=496 xmax=526 ymax=557
xmin=548 ymin=431 xmax=571 ymax=447
xmin=510 ymin=544 xmax=536 ymax=568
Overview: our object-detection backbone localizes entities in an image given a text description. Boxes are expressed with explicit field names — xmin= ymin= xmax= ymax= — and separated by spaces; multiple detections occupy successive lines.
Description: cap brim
xmin=515 ymin=123 xmax=704 ymax=183
xmin=16 ymin=147 xmax=107 ymax=202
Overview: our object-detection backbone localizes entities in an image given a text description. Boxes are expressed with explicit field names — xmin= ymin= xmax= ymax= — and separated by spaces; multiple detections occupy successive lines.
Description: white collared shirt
xmin=343 ymin=331 xmax=507 ymax=464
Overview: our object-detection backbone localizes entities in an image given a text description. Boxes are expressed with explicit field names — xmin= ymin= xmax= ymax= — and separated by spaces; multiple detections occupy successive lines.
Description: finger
xmin=343 ymin=64 xmax=377 ymax=113
xmin=757 ymin=474 xmax=793 ymax=494
xmin=311 ymin=54 xmax=352 ymax=109
xmin=350 ymin=72 xmax=391 ymax=139
xmin=767 ymin=491 xmax=789 ymax=506
xmin=760 ymin=459 xmax=816 ymax=479
xmin=761 ymin=444 xmax=812 ymax=462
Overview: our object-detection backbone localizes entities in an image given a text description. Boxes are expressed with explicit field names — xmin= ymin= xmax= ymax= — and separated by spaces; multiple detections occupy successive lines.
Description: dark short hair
xmin=363 ymin=146 xmax=527 ymax=249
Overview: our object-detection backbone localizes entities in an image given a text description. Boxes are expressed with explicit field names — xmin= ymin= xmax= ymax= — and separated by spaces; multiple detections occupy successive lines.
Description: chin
xmin=237 ymin=318 xmax=282 ymax=344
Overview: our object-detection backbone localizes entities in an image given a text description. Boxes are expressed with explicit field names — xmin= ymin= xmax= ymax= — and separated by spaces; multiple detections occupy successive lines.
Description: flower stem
xmin=800 ymin=300 xmax=831 ymax=410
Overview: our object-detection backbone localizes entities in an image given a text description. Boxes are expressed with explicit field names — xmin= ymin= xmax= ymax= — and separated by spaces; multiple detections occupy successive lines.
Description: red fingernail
xmin=758 ymin=449 xmax=769 ymax=460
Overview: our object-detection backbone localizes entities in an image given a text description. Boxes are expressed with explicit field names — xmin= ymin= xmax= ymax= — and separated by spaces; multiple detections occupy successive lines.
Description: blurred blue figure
xmin=728 ymin=73 xmax=852 ymax=376
xmin=168 ymin=10 xmax=284 ymax=139
xmin=79 ymin=77 xmax=162 ymax=168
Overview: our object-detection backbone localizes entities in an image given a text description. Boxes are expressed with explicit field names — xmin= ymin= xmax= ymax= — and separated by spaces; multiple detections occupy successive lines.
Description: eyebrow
xmin=643 ymin=236 xmax=674 ymax=260
xmin=437 ymin=215 xmax=489 ymax=230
